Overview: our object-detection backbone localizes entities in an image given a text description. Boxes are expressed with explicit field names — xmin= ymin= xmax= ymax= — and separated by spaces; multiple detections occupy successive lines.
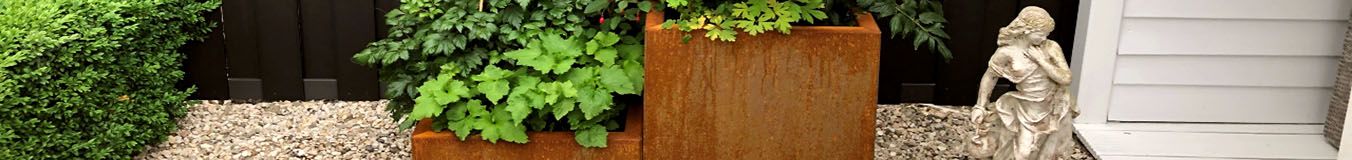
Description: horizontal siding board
xmin=1123 ymin=0 xmax=1351 ymax=20
xmin=1114 ymin=55 xmax=1337 ymax=87
xmin=1079 ymin=130 xmax=1337 ymax=159
xmin=1108 ymin=85 xmax=1331 ymax=123
xmin=1119 ymin=18 xmax=1346 ymax=56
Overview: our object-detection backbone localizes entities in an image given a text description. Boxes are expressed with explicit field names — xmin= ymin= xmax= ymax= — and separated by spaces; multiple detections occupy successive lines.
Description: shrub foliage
xmin=0 ymin=0 xmax=219 ymax=158
xmin=354 ymin=0 xmax=649 ymax=147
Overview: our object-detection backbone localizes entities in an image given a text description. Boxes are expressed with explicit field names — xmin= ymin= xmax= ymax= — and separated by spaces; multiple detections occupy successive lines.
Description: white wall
xmin=1075 ymin=0 xmax=1351 ymax=124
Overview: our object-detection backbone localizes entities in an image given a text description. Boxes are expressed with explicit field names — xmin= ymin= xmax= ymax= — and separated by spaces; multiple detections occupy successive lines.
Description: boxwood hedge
xmin=0 ymin=0 xmax=218 ymax=158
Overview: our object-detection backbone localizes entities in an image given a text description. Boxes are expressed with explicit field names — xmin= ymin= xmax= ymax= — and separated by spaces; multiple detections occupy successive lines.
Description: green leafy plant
xmin=659 ymin=0 xmax=952 ymax=60
xmin=660 ymin=0 xmax=832 ymax=41
xmin=0 ymin=0 xmax=219 ymax=158
xmin=858 ymin=0 xmax=952 ymax=60
xmin=354 ymin=0 xmax=650 ymax=147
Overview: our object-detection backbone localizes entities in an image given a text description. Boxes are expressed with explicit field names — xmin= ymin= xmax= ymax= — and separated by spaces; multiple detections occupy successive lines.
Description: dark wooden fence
xmin=178 ymin=0 xmax=399 ymax=100
xmin=178 ymin=0 xmax=1079 ymax=103
xmin=876 ymin=0 xmax=1080 ymax=105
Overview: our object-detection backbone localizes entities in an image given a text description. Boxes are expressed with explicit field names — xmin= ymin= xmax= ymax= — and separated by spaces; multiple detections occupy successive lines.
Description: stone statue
xmin=968 ymin=6 xmax=1078 ymax=160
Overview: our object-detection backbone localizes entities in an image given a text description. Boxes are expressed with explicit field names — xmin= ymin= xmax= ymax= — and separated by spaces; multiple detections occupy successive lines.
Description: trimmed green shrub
xmin=0 ymin=0 xmax=219 ymax=159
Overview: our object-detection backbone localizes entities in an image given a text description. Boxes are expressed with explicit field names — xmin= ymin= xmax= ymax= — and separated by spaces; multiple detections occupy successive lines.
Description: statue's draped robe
xmin=975 ymin=41 xmax=1076 ymax=160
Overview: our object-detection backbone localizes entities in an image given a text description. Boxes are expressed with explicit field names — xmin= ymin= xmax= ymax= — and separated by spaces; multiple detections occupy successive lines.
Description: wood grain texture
xmin=410 ymin=105 xmax=642 ymax=160
xmin=642 ymin=11 xmax=880 ymax=159
xmin=255 ymin=0 xmax=305 ymax=100
xmin=179 ymin=7 xmax=230 ymax=99
xmin=332 ymin=0 xmax=380 ymax=100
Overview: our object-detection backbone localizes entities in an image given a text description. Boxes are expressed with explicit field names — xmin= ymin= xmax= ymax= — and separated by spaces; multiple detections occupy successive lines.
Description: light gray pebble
xmin=874 ymin=104 xmax=1095 ymax=160
xmin=134 ymin=100 xmax=411 ymax=160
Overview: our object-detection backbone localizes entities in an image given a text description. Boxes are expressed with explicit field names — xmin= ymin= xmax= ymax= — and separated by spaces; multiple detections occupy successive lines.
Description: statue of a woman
xmin=968 ymin=6 xmax=1077 ymax=160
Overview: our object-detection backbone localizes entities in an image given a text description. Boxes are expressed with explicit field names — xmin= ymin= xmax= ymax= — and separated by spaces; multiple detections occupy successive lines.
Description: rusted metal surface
xmin=411 ymin=106 xmax=642 ymax=160
xmin=642 ymin=11 xmax=881 ymax=159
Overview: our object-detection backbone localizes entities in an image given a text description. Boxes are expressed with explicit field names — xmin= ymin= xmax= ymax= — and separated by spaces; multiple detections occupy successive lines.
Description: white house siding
xmin=1105 ymin=0 xmax=1350 ymax=123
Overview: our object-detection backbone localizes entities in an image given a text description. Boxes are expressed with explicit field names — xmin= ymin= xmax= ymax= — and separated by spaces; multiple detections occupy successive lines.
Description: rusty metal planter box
xmin=411 ymin=106 xmax=643 ymax=160
xmin=642 ymin=11 xmax=881 ymax=159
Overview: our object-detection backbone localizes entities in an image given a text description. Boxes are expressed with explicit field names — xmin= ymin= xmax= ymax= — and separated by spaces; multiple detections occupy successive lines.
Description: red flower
xmin=599 ymin=16 xmax=605 ymax=24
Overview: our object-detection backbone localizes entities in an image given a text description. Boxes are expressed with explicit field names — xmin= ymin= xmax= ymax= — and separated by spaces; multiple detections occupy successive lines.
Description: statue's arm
xmin=1035 ymin=41 xmax=1073 ymax=84
xmin=975 ymin=68 xmax=998 ymax=108
xmin=975 ymin=51 xmax=1009 ymax=109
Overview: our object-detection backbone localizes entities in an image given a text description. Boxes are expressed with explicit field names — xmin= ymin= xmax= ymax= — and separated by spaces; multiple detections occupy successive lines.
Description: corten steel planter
xmin=642 ymin=11 xmax=881 ymax=159
xmin=411 ymin=106 xmax=642 ymax=159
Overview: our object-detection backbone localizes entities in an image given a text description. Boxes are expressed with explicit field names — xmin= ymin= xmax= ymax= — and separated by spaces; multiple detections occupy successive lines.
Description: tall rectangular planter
xmin=642 ymin=11 xmax=881 ymax=159
xmin=411 ymin=106 xmax=642 ymax=159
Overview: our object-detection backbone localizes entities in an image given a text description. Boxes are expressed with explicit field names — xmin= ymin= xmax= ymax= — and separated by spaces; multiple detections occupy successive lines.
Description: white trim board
xmin=1077 ymin=123 xmax=1323 ymax=135
xmin=1122 ymin=0 xmax=1351 ymax=21
xmin=1070 ymin=0 xmax=1124 ymax=124
xmin=1079 ymin=123 xmax=1338 ymax=160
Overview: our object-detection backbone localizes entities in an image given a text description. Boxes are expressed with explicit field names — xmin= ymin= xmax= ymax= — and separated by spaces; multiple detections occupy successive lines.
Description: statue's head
xmin=998 ymin=7 xmax=1055 ymax=46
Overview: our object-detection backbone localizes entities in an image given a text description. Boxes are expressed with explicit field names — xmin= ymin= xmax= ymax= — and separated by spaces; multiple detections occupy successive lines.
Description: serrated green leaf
xmin=623 ymin=60 xmax=644 ymax=93
xmin=617 ymin=44 xmax=643 ymax=62
xmin=541 ymin=33 xmax=572 ymax=53
xmin=408 ymin=96 xmax=444 ymax=120
xmin=888 ymin=15 xmax=904 ymax=38
xmin=560 ymin=81 xmax=579 ymax=98
xmin=575 ymin=126 xmax=608 ymax=148
xmin=466 ymin=100 xmax=488 ymax=117
xmin=445 ymin=101 xmax=470 ymax=120
xmin=449 ymin=119 xmax=474 ymax=140
xmin=538 ymin=82 xmax=562 ymax=104
xmin=447 ymin=80 xmax=472 ymax=99
xmin=516 ymin=0 xmax=530 ymax=9
xmin=564 ymin=67 xmax=596 ymax=83
xmin=478 ymin=80 xmax=510 ymax=104
xmin=594 ymin=48 xmax=618 ymax=65
xmin=919 ymin=12 xmax=945 ymax=24
xmin=505 ymin=99 xmax=532 ymax=126
xmin=479 ymin=118 xmax=500 ymax=142
xmin=599 ymin=66 xmax=636 ymax=94
xmin=472 ymin=66 xmax=515 ymax=81
xmin=553 ymin=98 xmax=577 ymax=120
xmin=498 ymin=120 xmax=529 ymax=143
xmin=666 ymin=0 xmax=687 ymax=7
xmin=554 ymin=58 xmax=575 ymax=74
xmin=503 ymin=47 xmax=542 ymax=60
xmin=577 ymin=86 xmax=612 ymax=119
xmin=584 ymin=40 xmax=599 ymax=55
xmin=584 ymin=0 xmax=611 ymax=14
xmin=596 ymin=32 xmax=620 ymax=46
xmin=638 ymin=1 xmax=652 ymax=12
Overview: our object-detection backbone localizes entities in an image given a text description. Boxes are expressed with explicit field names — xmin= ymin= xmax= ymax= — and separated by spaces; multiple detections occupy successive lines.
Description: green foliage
xmin=660 ymin=0 xmax=831 ymax=42
xmin=858 ymin=0 xmax=952 ymax=60
xmin=658 ymin=0 xmax=951 ymax=60
xmin=354 ymin=0 xmax=649 ymax=147
xmin=0 ymin=0 xmax=219 ymax=159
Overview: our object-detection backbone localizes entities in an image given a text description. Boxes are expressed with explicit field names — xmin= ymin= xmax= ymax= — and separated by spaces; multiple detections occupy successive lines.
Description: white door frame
xmin=1070 ymin=0 xmax=1124 ymax=124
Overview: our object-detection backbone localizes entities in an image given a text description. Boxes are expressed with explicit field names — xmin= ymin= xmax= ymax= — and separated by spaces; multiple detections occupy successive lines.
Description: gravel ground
xmin=134 ymin=100 xmax=410 ymax=160
xmin=875 ymin=104 xmax=1095 ymax=160
xmin=135 ymin=101 xmax=1094 ymax=159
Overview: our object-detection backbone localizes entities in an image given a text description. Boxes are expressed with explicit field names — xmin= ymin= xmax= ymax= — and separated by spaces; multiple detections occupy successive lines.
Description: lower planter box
xmin=642 ymin=11 xmax=881 ymax=159
xmin=411 ymin=106 xmax=642 ymax=160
